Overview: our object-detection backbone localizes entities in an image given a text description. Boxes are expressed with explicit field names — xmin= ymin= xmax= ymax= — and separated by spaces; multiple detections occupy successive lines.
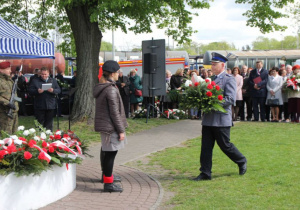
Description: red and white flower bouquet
xmin=0 ymin=121 xmax=88 ymax=176
xmin=180 ymin=74 xmax=226 ymax=113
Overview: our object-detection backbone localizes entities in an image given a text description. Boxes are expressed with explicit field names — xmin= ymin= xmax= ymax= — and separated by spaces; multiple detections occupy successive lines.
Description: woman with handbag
xmin=266 ymin=67 xmax=283 ymax=122
xmin=129 ymin=69 xmax=143 ymax=117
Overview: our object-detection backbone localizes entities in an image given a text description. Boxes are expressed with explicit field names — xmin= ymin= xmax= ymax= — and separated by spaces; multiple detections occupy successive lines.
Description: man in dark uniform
xmin=194 ymin=52 xmax=247 ymax=181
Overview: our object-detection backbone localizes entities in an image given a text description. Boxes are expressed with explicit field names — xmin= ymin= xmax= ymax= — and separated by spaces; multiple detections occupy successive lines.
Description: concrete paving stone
xmin=40 ymin=120 xmax=201 ymax=209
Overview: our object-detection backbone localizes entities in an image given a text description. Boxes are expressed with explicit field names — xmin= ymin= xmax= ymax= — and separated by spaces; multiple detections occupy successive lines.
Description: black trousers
xmin=35 ymin=109 xmax=55 ymax=131
xmin=121 ymin=93 xmax=130 ymax=118
xmin=240 ymin=96 xmax=252 ymax=120
xmin=100 ymin=147 xmax=118 ymax=177
xmin=252 ymin=97 xmax=266 ymax=121
xmin=200 ymin=126 xmax=247 ymax=177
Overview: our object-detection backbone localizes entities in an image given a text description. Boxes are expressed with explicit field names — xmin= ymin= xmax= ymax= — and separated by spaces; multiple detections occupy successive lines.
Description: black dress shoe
xmin=193 ymin=174 xmax=211 ymax=181
xmin=239 ymin=162 xmax=247 ymax=175
xmin=104 ymin=183 xmax=123 ymax=193
xmin=100 ymin=174 xmax=122 ymax=183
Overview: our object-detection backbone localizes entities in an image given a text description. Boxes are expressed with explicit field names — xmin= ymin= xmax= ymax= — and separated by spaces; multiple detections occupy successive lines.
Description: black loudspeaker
xmin=144 ymin=53 xmax=157 ymax=74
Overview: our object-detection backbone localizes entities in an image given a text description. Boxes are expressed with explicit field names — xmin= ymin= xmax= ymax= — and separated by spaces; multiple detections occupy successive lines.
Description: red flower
xmin=218 ymin=95 xmax=223 ymax=100
xmin=207 ymin=84 xmax=213 ymax=90
xmin=211 ymin=81 xmax=216 ymax=86
xmin=63 ymin=134 xmax=70 ymax=139
xmin=38 ymin=152 xmax=46 ymax=161
xmin=49 ymin=135 xmax=54 ymax=140
xmin=0 ymin=150 xmax=7 ymax=159
xmin=18 ymin=137 xmax=27 ymax=142
xmin=215 ymin=85 xmax=220 ymax=90
xmin=24 ymin=151 xmax=32 ymax=160
xmin=189 ymin=84 xmax=192 ymax=87
xmin=28 ymin=140 xmax=37 ymax=148
xmin=42 ymin=141 xmax=47 ymax=148
xmin=206 ymin=91 xmax=213 ymax=97
xmin=78 ymin=142 xmax=81 ymax=146
xmin=54 ymin=134 xmax=61 ymax=140
xmin=49 ymin=146 xmax=55 ymax=153
xmin=18 ymin=148 xmax=23 ymax=151
xmin=205 ymin=79 xmax=210 ymax=83
xmin=194 ymin=82 xmax=199 ymax=86
xmin=7 ymin=145 xmax=17 ymax=154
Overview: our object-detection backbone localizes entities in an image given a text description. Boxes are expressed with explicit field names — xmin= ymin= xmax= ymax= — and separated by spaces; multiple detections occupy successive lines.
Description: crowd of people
xmin=165 ymin=61 xmax=300 ymax=123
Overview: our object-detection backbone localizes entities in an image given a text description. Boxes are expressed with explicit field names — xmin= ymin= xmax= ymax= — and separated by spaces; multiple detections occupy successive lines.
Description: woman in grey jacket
xmin=94 ymin=60 xmax=128 ymax=192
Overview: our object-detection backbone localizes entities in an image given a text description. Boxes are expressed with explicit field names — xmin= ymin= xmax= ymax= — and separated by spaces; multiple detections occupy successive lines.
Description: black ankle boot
xmin=104 ymin=183 xmax=123 ymax=192
xmin=100 ymin=174 xmax=122 ymax=183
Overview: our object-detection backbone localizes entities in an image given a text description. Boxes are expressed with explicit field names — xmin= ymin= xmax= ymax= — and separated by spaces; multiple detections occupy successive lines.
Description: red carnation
xmin=54 ymin=134 xmax=61 ymax=140
xmin=194 ymin=82 xmax=199 ymax=87
xmin=38 ymin=152 xmax=46 ymax=160
xmin=48 ymin=146 xmax=55 ymax=153
xmin=206 ymin=91 xmax=213 ymax=97
xmin=24 ymin=151 xmax=32 ymax=160
xmin=28 ymin=140 xmax=37 ymax=148
xmin=211 ymin=81 xmax=216 ymax=86
xmin=42 ymin=141 xmax=47 ymax=148
xmin=49 ymin=135 xmax=54 ymax=140
xmin=218 ymin=95 xmax=223 ymax=100
xmin=207 ymin=84 xmax=213 ymax=90
xmin=0 ymin=150 xmax=7 ymax=159
xmin=189 ymin=84 xmax=192 ymax=87
xmin=63 ymin=134 xmax=69 ymax=138
xmin=215 ymin=85 xmax=220 ymax=90
xmin=205 ymin=79 xmax=210 ymax=83
xmin=18 ymin=148 xmax=23 ymax=151
xmin=7 ymin=145 xmax=17 ymax=154
xmin=19 ymin=137 xmax=27 ymax=142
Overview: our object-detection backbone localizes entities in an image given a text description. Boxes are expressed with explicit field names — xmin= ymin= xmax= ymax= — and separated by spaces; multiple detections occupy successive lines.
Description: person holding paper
xmin=249 ymin=60 xmax=268 ymax=122
xmin=28 ymin=67 xmax=60 ymax=131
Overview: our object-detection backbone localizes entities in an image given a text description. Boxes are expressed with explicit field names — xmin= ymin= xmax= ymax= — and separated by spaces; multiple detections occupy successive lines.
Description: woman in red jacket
xmin=93 ymin=60 xmax=128 ymax=192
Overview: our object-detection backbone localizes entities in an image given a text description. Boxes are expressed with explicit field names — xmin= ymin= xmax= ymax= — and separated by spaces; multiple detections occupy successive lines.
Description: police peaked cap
xmin=211 ymin=52 xmax=228 ymax=63
xmin=102 ymin=60 xmax=120 ymax=73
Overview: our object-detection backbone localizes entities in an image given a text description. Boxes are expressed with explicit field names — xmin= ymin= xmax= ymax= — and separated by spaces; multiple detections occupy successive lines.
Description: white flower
xmin=55 ymin=130 xmax=62 ymax=135
xmin=40 ymin=132 xmax=47 ymax=140
xmin=18 ymin=126 xmax=25 ymax=131
xmin=34 ymin=136 xmax=41 ymax=141
xmin=23 ymin=130 xmax=30 ymax=136
xmin=184 ymin=80 xmax=192 ymax=87
xmin=10 ymin=135 xmax=18 ymax=141
xmin=45 ymin=130 xmax=52 ymax=135
xmin=29 ymin=128 xmax=36 ymax=134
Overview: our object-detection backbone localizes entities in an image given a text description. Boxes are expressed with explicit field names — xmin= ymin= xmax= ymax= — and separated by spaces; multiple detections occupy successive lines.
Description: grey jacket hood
xmin=93 ymin=82 xmax=116 ymax=98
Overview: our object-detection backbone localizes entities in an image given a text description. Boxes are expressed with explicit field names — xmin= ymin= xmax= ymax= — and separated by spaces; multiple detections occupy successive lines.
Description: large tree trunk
xmin=65 ymin=4 xmax=102 ymax=121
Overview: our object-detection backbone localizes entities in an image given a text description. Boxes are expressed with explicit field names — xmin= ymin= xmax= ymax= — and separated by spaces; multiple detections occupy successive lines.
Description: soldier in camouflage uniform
xmin=0 ymin=61 xmax=19 ymax=136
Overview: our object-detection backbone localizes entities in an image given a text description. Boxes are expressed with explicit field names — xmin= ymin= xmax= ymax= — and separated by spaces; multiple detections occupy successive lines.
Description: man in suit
xmin=193 ymin=52 xmax=247 ymax=181
xmin=116 ymin=69 xmax=130 ymax=118
xmin=249 ymin=60 xmax=268 ymax=121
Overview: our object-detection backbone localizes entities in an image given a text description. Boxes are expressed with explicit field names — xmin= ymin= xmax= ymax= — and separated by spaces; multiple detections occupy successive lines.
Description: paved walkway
xmin=42 ymin=120 xmax=202 ymax=210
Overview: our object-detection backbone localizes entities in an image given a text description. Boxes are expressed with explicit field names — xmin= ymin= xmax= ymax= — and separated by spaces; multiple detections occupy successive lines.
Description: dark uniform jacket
xmin=28 ymin=77 xmax=61 ymax=110
xmin=116 ymin=75 xmax=130 ymax=96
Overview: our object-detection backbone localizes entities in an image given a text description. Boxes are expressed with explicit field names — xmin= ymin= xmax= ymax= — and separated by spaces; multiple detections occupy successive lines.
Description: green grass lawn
xmin=143 ymin=122 xmax=300 ymax=209
xmin=18 ymin=116 xmax=175 ymax=143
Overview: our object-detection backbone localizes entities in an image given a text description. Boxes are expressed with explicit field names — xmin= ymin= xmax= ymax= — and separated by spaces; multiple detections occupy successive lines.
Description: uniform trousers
xmin=35 ymin=109 xmax=55 ymax=131
xmin=0 ymin=112 xmax=18 ymax=136
xmin=200 ymin=126 xmax=246 ymax=177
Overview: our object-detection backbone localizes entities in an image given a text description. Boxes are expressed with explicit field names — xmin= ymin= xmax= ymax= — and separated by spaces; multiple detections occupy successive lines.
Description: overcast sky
xmin=102 ymin=1 xmax=298 ymax=51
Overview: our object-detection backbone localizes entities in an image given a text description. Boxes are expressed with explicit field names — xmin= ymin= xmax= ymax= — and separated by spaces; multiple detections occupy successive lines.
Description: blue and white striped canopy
xmin=0 ymin=16 xmax=54 ymax=59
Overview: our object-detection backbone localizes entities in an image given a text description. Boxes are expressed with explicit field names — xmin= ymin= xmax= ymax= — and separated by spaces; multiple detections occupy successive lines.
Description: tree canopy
xmin=252 ymin=35 xmax=298 ymax=50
